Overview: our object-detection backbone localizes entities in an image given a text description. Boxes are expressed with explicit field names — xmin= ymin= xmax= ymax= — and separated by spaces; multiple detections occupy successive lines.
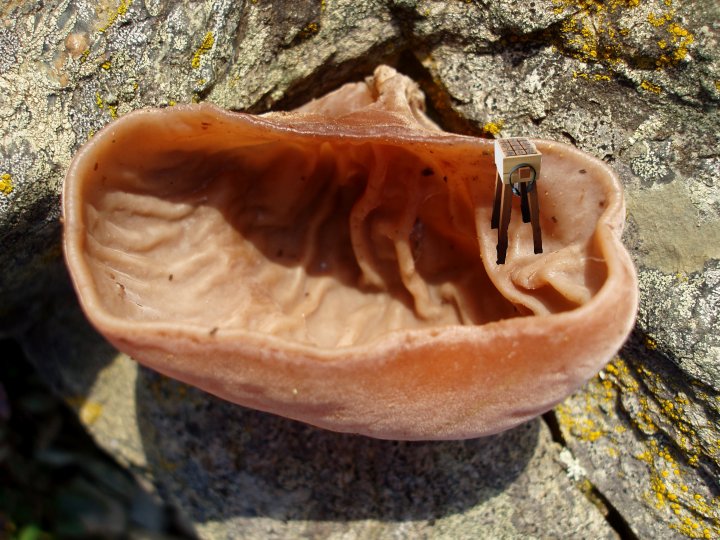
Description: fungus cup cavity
xmin=63 ymin=66 xmax=638 ymax=440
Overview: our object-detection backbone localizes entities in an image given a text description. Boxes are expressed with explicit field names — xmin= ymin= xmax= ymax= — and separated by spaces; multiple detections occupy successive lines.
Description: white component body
xmin=494 ymin=138 xmax=542 ymax=185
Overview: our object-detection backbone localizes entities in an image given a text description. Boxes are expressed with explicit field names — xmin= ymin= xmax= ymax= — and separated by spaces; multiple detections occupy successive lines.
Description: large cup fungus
xmin=63 ymin=66 xmax=637 ymax=440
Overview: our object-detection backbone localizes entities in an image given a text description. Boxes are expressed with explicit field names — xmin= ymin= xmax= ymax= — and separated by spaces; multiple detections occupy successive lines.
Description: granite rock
xmin=0 ymin=0 xmax=398 ymax=330
xmin=3 ymin=0 xmax=719 ymax=537
xmin=555 ymin=335 xmax=720 ymax=539
xmin=409 ymin=1 xmax=720 ymax=536
xmin=19 ymin=279 xmax=617 ymax=539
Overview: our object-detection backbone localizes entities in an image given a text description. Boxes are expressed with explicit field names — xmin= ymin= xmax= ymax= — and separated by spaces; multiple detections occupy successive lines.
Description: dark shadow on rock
xmin=135 ymin=366 xmax=539 ymax=524
xmin=251 ymin=42 xmax=403 ymax=114
xmin=16 ymin=263 xmax=118 ymax=399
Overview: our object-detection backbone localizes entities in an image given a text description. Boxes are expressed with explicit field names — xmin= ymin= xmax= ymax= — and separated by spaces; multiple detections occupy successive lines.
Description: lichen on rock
xmin=2 ymin=0 xmax=719 ymax=537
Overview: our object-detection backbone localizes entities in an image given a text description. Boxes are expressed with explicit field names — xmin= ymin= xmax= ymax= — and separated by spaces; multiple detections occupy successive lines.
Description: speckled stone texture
xmin=19 ymin=280 xmax=617 ymax=539
xmin=2 ymin=0 xmax=719 ymax=538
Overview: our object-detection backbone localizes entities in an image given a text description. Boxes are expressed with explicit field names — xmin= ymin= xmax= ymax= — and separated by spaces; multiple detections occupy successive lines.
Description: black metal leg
xmin=491 ymin=173 xmax=502 ymax=230
xmin=497 ymin=183 xmax=513 ymax=264
xmin=529 ymin=187 xmax=542 ymax=254
xmin=520 ymin=182 xmax=531 ymax=223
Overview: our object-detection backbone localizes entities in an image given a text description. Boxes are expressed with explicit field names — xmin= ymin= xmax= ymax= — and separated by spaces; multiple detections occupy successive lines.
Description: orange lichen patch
xmin=556 ymin=358 xmax=637 ymax=443
xmin=573 ymin=71 xmax=613 ymax=81
xmin=648 ymin=13 xmax=668 ymax=27
xmin=557 ymin=405 xmax=607 ymax=442
xmin=665 ymin=23 xmax=694 ymax=62
xmin=63 ymin=66 xmax=637 ymax=440
xmin=552 ymin=0 xmax=635 ymax=65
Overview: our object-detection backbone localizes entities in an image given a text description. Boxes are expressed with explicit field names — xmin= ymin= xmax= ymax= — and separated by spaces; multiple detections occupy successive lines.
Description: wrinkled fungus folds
xmin=83 ymin=136 xmax=515 ymax=348
xmin=64 ymin=66 xmax=638 ymax=440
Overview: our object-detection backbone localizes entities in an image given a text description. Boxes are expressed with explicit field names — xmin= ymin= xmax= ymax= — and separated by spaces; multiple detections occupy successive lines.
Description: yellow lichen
xmin=0 ymin=173 xmax=13 ymax=195
xmin=94 ymin=92 xmax=118 ymax=118
xmin=588 ymin=354 xmax=720 ymax=536
xmin=551 ymin=0 xmax=694 ymax=78
xmin=556 ymin=403 xmax=607 ymax=442
xmin=632 ymin=426 xmax=720 ymax=537
xmin=98 ymin=0 xmax=133 ymax=34
xmin=481 ymin=120 xmax=504 ymax=136
xmin=648 ymin=11 xmax=673 ymax=27
xmin=80 ymin=402 xmax=103 ymax=424
xmin=640 ymin=80 xmax=662 ymax=94
xmin=667 ymin=22 xmax=694 ymax=62
xmin=191 ymin=32 xmax=215 ymax=69
xmin=561 ymin=349 xmax=720 ymax=536
xmin=66 ymin=396 xmax=103 ymax=425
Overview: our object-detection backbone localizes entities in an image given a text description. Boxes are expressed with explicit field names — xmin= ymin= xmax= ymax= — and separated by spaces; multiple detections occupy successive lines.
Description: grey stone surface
xmin=0 ymin=0 xmax=398 ymax=329
xmin=20 ymin=280 xmax=617 ymax=539
xmin=555 ymin=336 xmax=720 ymax=539
xmin=406 ymin=1 xmax=720 ymax=536
xmin=3 ymin=0 xmax=719 ymax=538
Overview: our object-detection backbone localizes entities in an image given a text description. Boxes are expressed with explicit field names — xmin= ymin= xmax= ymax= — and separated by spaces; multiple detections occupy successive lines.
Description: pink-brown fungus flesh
xmin=63 ymin=66 xmax=638 ymax=440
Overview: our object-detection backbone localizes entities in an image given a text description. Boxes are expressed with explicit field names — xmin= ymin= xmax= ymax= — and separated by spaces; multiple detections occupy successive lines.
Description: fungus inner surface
xmin=82 ymin=119 xmax=606 ymax=348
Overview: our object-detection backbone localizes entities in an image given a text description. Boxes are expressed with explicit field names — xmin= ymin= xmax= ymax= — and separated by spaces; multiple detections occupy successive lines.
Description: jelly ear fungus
xmin=63 ymin=66 xmax=638 ymax=440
